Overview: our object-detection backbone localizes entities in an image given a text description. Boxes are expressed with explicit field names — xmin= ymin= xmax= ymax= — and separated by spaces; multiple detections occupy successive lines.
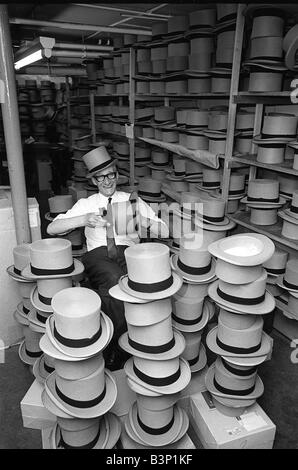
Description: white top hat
xmin=18 ymin=326 xmax=43 ymax=365
xmin=45 ymin=195 xmax=74 ymax=221
xmin=30 ymin=277 xmax=72 ymax=313
xmin=250 ymin=7 xmax=285 ymax=39
xmin=283 ymin=24 xmax=298 ymax=70
xmin=263 ymin=248 xmax=288 ymax=278
xmin=279 ymin=189 xmax=298 ymax=221
xmin=276 ymin=259 xmax=298 ymax=294
xmin=32 ymin=353 xmax=55 ymax=384
xmin=82 ymin=146 xmax=116 ymax=177
xmin=241 ymin=179 xmax=285 ymax=207
xmin=181 ymin=330 xmax=207 ymax=372
xmin=7 ymin=243 xmax=32 ymax=282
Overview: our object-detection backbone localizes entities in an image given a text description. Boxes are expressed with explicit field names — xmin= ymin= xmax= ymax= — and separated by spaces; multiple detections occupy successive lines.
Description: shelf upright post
xmin=89 ymin=88 xmax=96 ymax=144
xmin=129 ymin=46 xmax=136 ymax=186
xmin=249 ymin=103 xmax=264 ymax=181
xmin=65 ymin=76 xmax=72 ymax=150
xmin=221 ymin=4 xmax=246 ymax=206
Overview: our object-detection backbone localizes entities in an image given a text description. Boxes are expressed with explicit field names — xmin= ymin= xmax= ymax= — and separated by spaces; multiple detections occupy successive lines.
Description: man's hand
xmin=85 ymin=212 xmax=110 ymax=228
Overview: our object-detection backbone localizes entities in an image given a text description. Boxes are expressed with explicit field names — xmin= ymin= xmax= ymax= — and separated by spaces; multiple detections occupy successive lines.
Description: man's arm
xmin=47 ymin=212 xmax=109 ymax=236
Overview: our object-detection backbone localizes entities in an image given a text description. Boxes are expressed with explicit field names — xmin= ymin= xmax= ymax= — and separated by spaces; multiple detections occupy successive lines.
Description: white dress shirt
xmin=54 ymin=191 xmax=167 ymax=252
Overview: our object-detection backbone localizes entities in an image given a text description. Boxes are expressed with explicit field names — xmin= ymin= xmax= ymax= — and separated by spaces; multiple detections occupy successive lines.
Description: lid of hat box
xmin=119 ymin=425 xmax=196 ymax=449
xmin=21 ymin=379 xmax=56 ymax=430
xmin=110 ymin=369 xmax=136 ymax=417
xmin=189 ymin=391 xmax=276 ymax=449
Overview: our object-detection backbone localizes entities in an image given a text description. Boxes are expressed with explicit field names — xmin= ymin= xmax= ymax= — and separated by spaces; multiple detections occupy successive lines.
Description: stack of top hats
xmin=278 ymin=190 xmax=298 ymax=241
xmin=137 ymin=177 xmax=166 ymax=204
xmin=241 ymin=179 xmax=286 ymax=226
xmin=6 ymin=243 xmax=43 ymax=369
xmin=196 ymin=168 xmax=222 ymax=194
xmin=151 ymin=107 xmax=177 ymax=144
xmin=45 ymin=195 xmax=87 ymax=258
xmin=263 ymin=248 xmax=288 ymax=298
xmin=165 ymin=156 xmax=189 ymax=193
xmin=243 ymin=6 xmax=287 ymax=92
xmin=276 ymin=259 xmax=298 ymax=320
xmin=218 ymin=172 xmax=246 ymax=215
xmin=277 ymin=173 xmax=298 ymax=201
xmin=253 ymin=113 xmax=298 ymax=165
xmin=206 ymin=232 xmax=275 ymax=416
xmin=283 ymin=22 xmax=298 ymax=71
xmin=287 ymin=141 xmax=298 ymax=171
xmin=148 ymin=148 xmax=171 ymax=181
xmin=234 ymin=111 xmax=255 ymax=155
xmin=40 ymin=286 xmax=120 ymax=449
xmin=179 ymin=109 xmax=209 ymax=151
xmin=109 ymin=243 xmax=192 ymax=448
xmin=204 ymin=109 xmax=238 ymax=155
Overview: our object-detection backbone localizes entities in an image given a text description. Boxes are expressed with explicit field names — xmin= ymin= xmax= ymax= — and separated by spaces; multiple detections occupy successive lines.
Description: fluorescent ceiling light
xmin=14 ymin=37 xmax=55 ymax=70
xmin=15 ymin=49 xmax=43 ymax=70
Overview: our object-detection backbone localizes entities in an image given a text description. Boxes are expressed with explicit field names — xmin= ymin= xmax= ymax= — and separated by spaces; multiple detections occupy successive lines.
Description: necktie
xmin=105 ymin=197 xmax=118 ymax=260
xmin=129 ymin=191 xmax=139 ymax=233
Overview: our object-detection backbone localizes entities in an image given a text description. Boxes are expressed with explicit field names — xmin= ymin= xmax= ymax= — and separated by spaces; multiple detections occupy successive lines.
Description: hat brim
xmin=6 ymin=265 xmax=34 ymax=282
xmin=166 ymin=173 xmax=185 ymax=182
xmin=208 ymin=233 xmax=275 ymax=266
xmin=278 ymin=210 xmax=298 ymax=225
xmin=18 ymin=340 xmax=43 ymax=366
xmin=140 ymin=194 xmax=167 ymax=203
xmin=13 ymin=308 xmax=29 ymax=326
xmin=28 ymin=307 xmax=51 ymax=329
xmin=46 ymin=312 xmax=113 ymax=358
xmin=195 ymin=183 xmax=221 ymax=191
xmin=282 ymin=208 xmax=298 ymax=220
xmin=208 ymin=280 xmax=276 ymax=315
xmin=45 ymin=369 xmax=117 ymax=419
xmin=206 ymin=325 xmax=271 ymax=363
xmin=109 ymin=284 xmax=149 ymax=303
xmin=124 ymin=356 xmax=191 ymax=395
xmin=118 ymin=271 xmax=183 ymax=301
xmin=127 ymin=376 xmax=163 ymax=397
xmin=172 ymin=301 xmax=210 ymax=332
xmin=42 ymin=388 xmax=74 ymax=418
xmin=87 ymin=160 xmax=117 ymax=178
xmin=30 ymin=285 xmax=53 ymax=313
xmin=194 ymin=216 xmax=236 ymax=231
xmin=243 ymin=60 xmax=287 ymax=71
xmin=205 ymin=363 xmax=264 ymax=403
xmin=187 ymin=343 xmax=207 ymax=373
xmin=215 ymin=189 xmax=246 ymax=201
xmin=173 ymin=207 xmax=229 ymax=226
xmin=119 ymin=328 xmax=185 ymax=361
xmin=32 ymin=354 xmax=54 ymax=384
xmin=21 ymin=258 xmax=85 ymax=280
xmin=148 ymin=164 xmax=170 ymax=171
xmin=170 ymin=254 xmax=216 ymax=284
xmin=276 ymin=275 xmax=298 ymax=294
xmin=128 ymin=402 xmax=185 ymax=447
xmin=253 ymin=134 xmax=292 ymax=144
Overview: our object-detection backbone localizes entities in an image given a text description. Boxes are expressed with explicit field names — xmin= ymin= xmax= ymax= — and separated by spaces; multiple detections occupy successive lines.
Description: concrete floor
xmin=0 ymin=329 xmax=297 ymax=449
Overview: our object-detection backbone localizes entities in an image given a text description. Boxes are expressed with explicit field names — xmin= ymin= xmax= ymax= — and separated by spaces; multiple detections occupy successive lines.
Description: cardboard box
xmin=119 ymin=426 xmax=196 ymax=450
xmin=21 ymin=379 xmax=56 ymax=430
xmin=189 ymin=391 xmax=276 ymax=449
xmin=110 ymin=369 xmax=136 ymax=417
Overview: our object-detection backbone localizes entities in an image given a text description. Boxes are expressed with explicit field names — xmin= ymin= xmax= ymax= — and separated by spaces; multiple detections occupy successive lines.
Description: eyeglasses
xmin=94 ymin=171 xmax=117 ymax=183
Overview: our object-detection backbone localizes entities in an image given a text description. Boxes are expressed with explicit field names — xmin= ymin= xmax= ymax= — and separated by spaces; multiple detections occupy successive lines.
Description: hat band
xmin=185 ymin=124 xmax=208 ymax=129
xmin=133 ymin=363 xmax=181 ymax=387
xmin=25 ymin=348 xmax=43 ymax=358
xmin=188 ymin=351 xmax=201 ymax=366
xmin=172 ymin=241 xmax=180 ymax=248
xmin=36 ymin=311 xmax=49 ymax=324
xmin=249 ymin=68 xmax=283 ymax=74
xmin=172 ymin=311 xmax=203 ymax=326
xmin=137 ymin=412 xmax=175 ymax=436
xmin=72 ymin=244 xmax=84 ymax=251
xmin=203 ymin=181 xmax=221 ymax=187
xmin=30 ymin=262 xmax=75 ymax=276
xmin=58 ymin=424 xmax=101 ymax=449
xmin=283 ymin=279 xmax=298 ymax=290
xmin=44 ymin=362 xmax=55 ymax=374
xmin=152 ymin=161 xmax=169 ymax=167
xmin=23 ymin=306 xmax=30 ymax=315
xmin=174 ymin=171 xmax=185 ymax=176
xmin=127 ymin=275 xmax=173 ymax=294
xmin=265 ymin=267 xmax=285 ymax=275
xmin=138 ymin=190 xmax=161 ymax=198
xmin=222 ymin=358 xmax=258 ymax=376
xmin=290 ymin=205 xmax=298 ymax=213
xmin=14 ymin=267 xmax=22 ymax=275
xmin=185 ymin=172 xmax=203 ymax=177
xmin=38 ymin=293 xmax=52 ymax=306
xmin=200 ymin=213 xmax=225 ymax=222
xmin=217 ymin=286 xmax=266 ymax=305
xmin=216 ymin=336 xmax=261 ymax=354
xmin=213 ymin=377 xmax=255 ymax=396
xmin=211 ymin=73 xmax=231 ymax=78
xmin=177 ymin=258 xmax=212 ymax=275
xmin=216 ymin=62 xmax=233 ymax=68
xmin=128 ymin=335 xmax=175 ymax=354
xmin=229 ymin=188 xmax=245 ymax=196
xmin=89 ymin=159 xmax=114 ymax=174
xmin=247 ymin=196 xmax=279 ymax=203
xmin=53 ymin=321 xmax=102 ymax=348
xmin=261 ymin=133 xmax=296 ymax=139
xmin=55 ymin=382 xmax=106 ymax=409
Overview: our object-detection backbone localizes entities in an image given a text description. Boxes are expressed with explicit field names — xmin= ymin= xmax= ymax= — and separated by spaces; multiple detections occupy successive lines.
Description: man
xmin=47 ymin=146 xmax=169 ymax=369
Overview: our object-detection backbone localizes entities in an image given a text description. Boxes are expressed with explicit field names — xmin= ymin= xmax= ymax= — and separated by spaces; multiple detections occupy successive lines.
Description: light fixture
xmin=14 ymin=36 xmax=55 ymax=70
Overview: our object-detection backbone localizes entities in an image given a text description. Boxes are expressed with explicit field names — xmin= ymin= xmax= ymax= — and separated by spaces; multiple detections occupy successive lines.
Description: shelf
xmin=94 ymin=94 xmax=129 ymax=99
xmin=96 ymin=130 xmax=127 ymax=139
xmin=229 ymin=210 xmax=298 ymax=251
xmin=231 ymin=155 xmax=298 ymax=176
xmin=233 ymin=92 xmax=292 ymax=104
xmin=135 ymin=93 xmax=229 ymax=100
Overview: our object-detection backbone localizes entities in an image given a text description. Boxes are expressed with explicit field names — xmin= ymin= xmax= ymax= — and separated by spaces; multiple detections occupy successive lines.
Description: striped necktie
xmin=106 ymin=197 xmax=118 ymax=260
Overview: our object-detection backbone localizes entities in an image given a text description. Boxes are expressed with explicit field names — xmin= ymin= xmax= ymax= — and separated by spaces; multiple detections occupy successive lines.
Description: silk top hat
xmin=119 ymin=299 xmax=185 ymax=361
xmin=7 ymin=243 xmax=32 ymax=281
xmin=263 ymin=248 xmax=288 ymax=278
xmin=119 ymin=243 xmax=183 ymax=301
xmin=138 ymin=178 xmax=166 ymax=202
xmin=46 ymin=287 xmax=113 ymax=358
xmin=205 ymin=357 xmax=264 ymax=405
xmin=45 ymin=195 xmax=73 ymax=222
xmin=30 ymin=277 xmax=72 ymax=313
xmin=33 ymin=353 xmax=55 ymax=384
xmin=170 ymin=234 xmax=216 ymax=284
xmin=283 ymin=24 xmax=298 ymax=70
xmin=276 ymin=259 xmax=298 ymax=294
xmin=124 ymin=355 xmax=191 ymax=395
xmin=21 ymin=239 xmax=84 ymax=280
xmin=82 ymin=146 xmax=116 ymax=178
xmin=241 ymin=179 xmax=285 ymax=207
xmin=181 ymin=331 xmax=207 ymax=372
xmin=208 ymin=269 xmax=275 ymax=315
xmin=206 ymin=309 xmax=271 ymax=365
xmin=45 ymin=354 xmax=117 ymax=418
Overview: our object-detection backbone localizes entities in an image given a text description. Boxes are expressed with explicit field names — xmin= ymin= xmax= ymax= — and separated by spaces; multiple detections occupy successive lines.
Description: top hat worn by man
xmin=47 ymin=146 xmax=169 ymax=370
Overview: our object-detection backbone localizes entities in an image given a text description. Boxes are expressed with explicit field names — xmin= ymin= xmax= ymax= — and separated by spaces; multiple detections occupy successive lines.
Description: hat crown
xmin=214 ymin=358 xmax=257 ymax=392
xmin=48 ymin=195 xmax=73 ymax=213
xmin=124 ymin=298 xmax=172 ymax=326
xmin=134 ymin=356 xmax=180 ymax=378
xmin=125 ymin=243 xmax=172 ymax=284
xmin=54 ymin=353 xmax=104 ymax=380
xmin=181 ymin=330 xmax=202 ymax=360
xmin=136 ymin=393 xmax=178 ymax=411
xmin=263 ymin=248 xmax=288 ymax=270
xmin=30 ymin=238 xmax=73 ymax=271
xmin=248 ymin=179 xmax=279 ymax=199
xmin=190 ymin=8 xmax=216 ymax=28
xmin=37 ymin=276 xmax=72 ymax=297
xmin=13 ymin=243 xmax=31 ymax=270
xmin=82 ymin=146 xmax=115 ymax=176
xmin=217 ymin=311 xmax=263 ymax=349
xmin=218 ymin=269 xmax=267 ymax=300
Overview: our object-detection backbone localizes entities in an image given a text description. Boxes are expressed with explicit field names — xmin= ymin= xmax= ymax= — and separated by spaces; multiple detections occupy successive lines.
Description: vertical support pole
xmin=89 ymin=89 xmax=96 ymax=144
xmin=221 ymin=4 xmax=246 ymax=208
xmin=0 ymin=5 xmax=31 ymax=244
xmin=129 ymin=46 xmax=136 ymax=186
xmin=65 ymin=76 xmax=72 ymax=149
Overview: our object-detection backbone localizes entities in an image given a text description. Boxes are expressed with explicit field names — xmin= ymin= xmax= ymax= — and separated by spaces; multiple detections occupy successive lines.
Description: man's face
xmin=91 ymin=165 xmax=118 ymax=197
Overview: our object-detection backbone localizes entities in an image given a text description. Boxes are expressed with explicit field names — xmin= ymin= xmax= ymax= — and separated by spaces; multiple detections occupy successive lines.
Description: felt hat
xmin=205 ymin=359 xmax=264 ymax=407
xmin=45 ymin=356 xmax=117 ymax=419
xmin=278 ymin=174 xmax=298 ymax=200
xmin=21 ymin=238 xmax=84 ymax=280
xmin=189 ymin=8 xmax=216 ymax=29
xmin=138 ymin=178 xmax=166 ymax=203
xmin=7 ymin=243 xmax=33 ymax=282
xmin=18 ymin=326 xmax=43 ymax=365
xmin=170 ymin=235 xmax=216 ymax=284
xmin=224 ymin=173 xmax=246 ymax=199
xmin=45 ymin=287 xmax=113 ymax=359
xmin=110 ymin=199 xmax=140 ymax=237
xmin=263 ymin=248 xmax=288 ymax=279
xmin=124 ymin=355 xmax=191 ymax=395
xmin=206 ymin=308 xmax=272 ymax=364
xmin=28 ymin=306 xmax=52 ymax=330
xmin=148 ymin=149 xmax=169 ymax=169
xmin=241 ymin=179 xmax=285 ymax=208
xmin=118 ymin=243 xmax=183 ymax=301
xmin=30 ymin=277 xmax=73 ymax=313
xmin=181 ymin=331 xmax=207 ymax=372
xmin=208 ymin=270 xmax=275 ymax=315
xmin=279 ymin=190 xmax=298 ymax=221
xmin=82 ymin=146 xmax=116 ymax=178
xmin=258 ymin=113 xmax=298 ymax=141
xmin=276 ymin=259 xmax=298 ymax=294
xmin=167 ymin=15 xmax=189 ymax=36
xmin=283 ymin=24 xmax=298 ymax=70
xmin=119 ymin=300 xmax=185 ymax=361
xmin=32 ymin=353 xmax=55 ymax=384
xmin=166 ymin=157 xmax=186 ymax=181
